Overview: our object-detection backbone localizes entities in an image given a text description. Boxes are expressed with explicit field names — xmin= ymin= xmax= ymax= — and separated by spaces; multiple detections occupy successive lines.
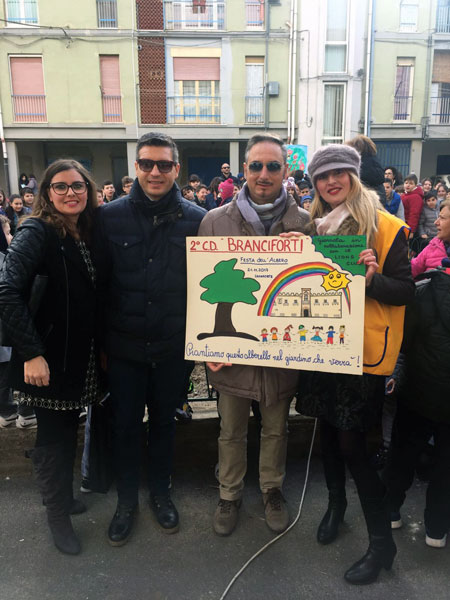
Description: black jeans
xmin=34 ymin=407 xmax=80 ymax=447
xmin=108 ymin=355 xmax=186 ymax=505
xmin=384 ymin=403 xmax=450 ymax=537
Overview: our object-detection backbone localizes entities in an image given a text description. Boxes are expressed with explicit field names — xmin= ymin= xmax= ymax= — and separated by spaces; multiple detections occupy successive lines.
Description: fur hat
xmin=308 ymin=144 xmax=360 ymax=184
xmin=218 ymin=178 xmax=234 ymax=201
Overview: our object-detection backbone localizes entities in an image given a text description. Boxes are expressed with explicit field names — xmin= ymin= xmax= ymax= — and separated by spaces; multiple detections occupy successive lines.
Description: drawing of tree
xmin=197 ymin=259 xmax=261 ymax=341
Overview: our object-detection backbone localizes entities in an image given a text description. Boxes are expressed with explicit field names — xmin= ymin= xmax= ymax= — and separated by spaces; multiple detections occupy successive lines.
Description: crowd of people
xmin=0 ymin=133 xmax=448 ymax=587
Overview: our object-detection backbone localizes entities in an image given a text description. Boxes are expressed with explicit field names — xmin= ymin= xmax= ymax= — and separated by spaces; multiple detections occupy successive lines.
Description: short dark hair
xmin=20 ymin=187 xmax=34 ymax=197
xmin=404 ymin=173 xmax=418 ymax=185
xmin=198 ymin=184 xmax=208 ymax=192
xmin=102 ymin=180 xmax=114 ymax=188
xmin=298 ymin=181 xmax=310 ymax=190
xmin=181 ymin=185 xmax=194 ymax=195
xmin=424 ymin=191 xmax=437 ymax=201
xmin=189 ymin=174 xmax=201 ymax=183
xmin=122 ymin=176 xmax=133 ymax=186
xmin=245 ymin=133 xmax=287 ymax=163
xmin=136 ymin=132 xmax=179 ymax=163
xmin=383 ymin=178 xmax=393 ymax=186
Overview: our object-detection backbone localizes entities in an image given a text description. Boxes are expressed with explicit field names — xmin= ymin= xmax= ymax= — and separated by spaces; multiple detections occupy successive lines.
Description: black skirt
xmin=296 ymin=371 xmax=385 ymax=432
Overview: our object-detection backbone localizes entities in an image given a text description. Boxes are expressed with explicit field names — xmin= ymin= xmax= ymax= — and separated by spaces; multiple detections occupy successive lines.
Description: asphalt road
xmin=1 ymin=417 xmax=449 ymax=600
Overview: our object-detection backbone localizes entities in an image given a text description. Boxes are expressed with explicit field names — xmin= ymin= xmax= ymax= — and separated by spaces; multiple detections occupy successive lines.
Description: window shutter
xmin=173 ymin=57 xmax=219 ymax=80
xmin=10 ymin=56 xmax=44 ymax=94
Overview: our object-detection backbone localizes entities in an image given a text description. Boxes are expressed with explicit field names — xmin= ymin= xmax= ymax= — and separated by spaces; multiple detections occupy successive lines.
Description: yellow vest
xmin=363 ymin=210 xmax=410 ymax=376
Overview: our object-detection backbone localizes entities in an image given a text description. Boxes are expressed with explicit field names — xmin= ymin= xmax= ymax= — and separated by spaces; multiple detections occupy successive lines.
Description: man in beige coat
xmin=198 ymin=133 xmax=311 ymax=536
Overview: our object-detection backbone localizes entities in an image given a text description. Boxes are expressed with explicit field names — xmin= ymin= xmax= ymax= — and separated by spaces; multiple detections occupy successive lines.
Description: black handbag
xmin=0 ymin=251 xmax=48 ymax=347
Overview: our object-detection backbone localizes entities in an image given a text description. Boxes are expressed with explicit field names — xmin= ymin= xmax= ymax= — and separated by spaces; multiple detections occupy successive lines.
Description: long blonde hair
xmin=310 ymin=171 xmax=381 ymax=248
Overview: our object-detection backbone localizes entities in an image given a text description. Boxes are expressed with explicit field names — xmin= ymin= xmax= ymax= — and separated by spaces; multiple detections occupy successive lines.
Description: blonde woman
xmin=298 ymin=145 xmax=414 ymax=585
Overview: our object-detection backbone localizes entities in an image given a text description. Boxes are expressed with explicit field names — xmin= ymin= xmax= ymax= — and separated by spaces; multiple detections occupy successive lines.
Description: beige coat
xmin=198 ymin=194 xmax=311 ymax=404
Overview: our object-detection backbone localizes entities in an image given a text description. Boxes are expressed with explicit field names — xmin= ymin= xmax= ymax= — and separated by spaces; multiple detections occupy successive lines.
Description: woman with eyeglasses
xmin=296 ymin=144 xmax=414 ymax=584
xmin=0 ymin=159 xmax=99 ymax=555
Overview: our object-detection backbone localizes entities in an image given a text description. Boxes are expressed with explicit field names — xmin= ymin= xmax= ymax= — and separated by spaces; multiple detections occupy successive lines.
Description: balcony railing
xmin=245 ymin=96 xmax=264 ymax=124
xmin=97 ymin=0 xmax=117 ymax=28
xmin=245 ymin=0 xmax=264 ymax=29
xmin=6 ymin=0 xmax=38 ymax=24
xmin=436 ymin=3 xmax=450 ymax=33
xmin=393 ymin=95 xmax=412 ymax=121
xmin=430 ymin=96 xmax=450 ymax=124
xmin=12 ymin=95 xmax=47 ymax=122
xmin=167 ymin=95 xmax=220 ymax=124
xmin=164 ymin=1 xmax=225 ymax=30
xmin=102 ymin=95 xmax=122 ymax=122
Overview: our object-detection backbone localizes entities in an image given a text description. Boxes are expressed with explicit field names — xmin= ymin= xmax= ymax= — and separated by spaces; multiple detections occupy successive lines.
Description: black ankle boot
xmin=344 ymin=535 xmax=397 ymax=585
xmin=149 ymin=493 xmax=179 ymax=533
xmin=317 ymin=497 xmax=347 ymax=544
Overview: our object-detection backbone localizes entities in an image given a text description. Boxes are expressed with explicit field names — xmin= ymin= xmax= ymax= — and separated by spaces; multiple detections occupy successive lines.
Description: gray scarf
xmin=236 ymin=183 xmax=287 ymax=235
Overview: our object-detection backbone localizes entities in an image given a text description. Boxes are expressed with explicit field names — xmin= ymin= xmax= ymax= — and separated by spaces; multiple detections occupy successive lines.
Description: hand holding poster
xmin=185 ymin=235 xmax=366 ymax=375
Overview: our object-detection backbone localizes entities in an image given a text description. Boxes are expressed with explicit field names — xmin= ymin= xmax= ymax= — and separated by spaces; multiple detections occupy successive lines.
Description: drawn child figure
xmin=270 ymin=327 xmax=278 ymax=341
xmin=311 ymin=326 xmax=323 ymax=342
xmin=298 ymin=324 xmax=308 ymax=342
xmin=339 ymin=325 xmax=345 ymax=345
xmin=260 ymin=328 xmax=268 ymax=342
xmin=327 ymin=326 xmax=335 ymax=345
xmin=283 ymin=325 xmax=293 ymax=341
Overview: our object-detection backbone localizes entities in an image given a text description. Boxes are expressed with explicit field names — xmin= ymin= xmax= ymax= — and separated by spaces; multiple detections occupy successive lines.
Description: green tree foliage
xmin=200 ymin=259 xmax=261 ymax=305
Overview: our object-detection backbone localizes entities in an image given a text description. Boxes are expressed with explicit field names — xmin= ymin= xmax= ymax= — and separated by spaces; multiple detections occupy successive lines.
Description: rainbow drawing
xmin=257 ymin=262 xmax=351 ymax=316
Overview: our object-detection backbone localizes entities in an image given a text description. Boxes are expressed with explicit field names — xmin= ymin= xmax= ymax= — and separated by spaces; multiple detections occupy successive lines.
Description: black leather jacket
xmin=92 ymin=181 xmax=206 ymax=363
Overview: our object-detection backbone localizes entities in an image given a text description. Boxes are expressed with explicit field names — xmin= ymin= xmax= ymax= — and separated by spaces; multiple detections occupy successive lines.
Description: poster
xmin=286 ymin=144 xmax=308 ymax=173
xmin=185 ymin=235 xmax=367 ymax=375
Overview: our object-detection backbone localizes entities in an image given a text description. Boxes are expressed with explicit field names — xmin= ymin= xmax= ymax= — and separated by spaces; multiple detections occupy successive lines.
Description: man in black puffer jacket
xmin=93 ymin=133 xmax=205 ymax=546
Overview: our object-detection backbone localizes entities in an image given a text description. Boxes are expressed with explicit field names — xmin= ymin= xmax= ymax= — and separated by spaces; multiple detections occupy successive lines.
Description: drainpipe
xmin=130 ymin=0 xmax=139 ymax=138
xmin=264 ymin=0 xmax=270 ymax=130
xmin=287 ymin=0 xmax=294 ymax=142
xmin=422 ymin=5 xmax=433 ymax=140
xmin=290 ymin=0 xmax=298 ymax=142
xmin=364 ymin=0 xmax=375 ymax=137
xmin=0 ymin=98 xmax=10 ymax=197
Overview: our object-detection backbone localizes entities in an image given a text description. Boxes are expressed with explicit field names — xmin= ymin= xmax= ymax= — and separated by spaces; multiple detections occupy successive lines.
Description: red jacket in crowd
xmin=401 ymin=186 xmax=423 ymax=233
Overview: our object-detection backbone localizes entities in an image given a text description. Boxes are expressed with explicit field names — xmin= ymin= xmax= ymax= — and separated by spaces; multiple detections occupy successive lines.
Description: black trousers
xmin=34 ymin=407 xmax=80 ymax=447
xmin=384 ymin=403 xmax=450 ymax=537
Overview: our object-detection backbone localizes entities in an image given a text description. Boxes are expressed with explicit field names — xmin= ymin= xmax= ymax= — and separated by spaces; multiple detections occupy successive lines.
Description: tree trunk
xmin=213 ymin=303 xmax=236 ymax=334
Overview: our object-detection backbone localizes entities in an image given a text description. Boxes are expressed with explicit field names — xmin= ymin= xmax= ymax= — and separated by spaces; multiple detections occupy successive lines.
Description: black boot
xmin=149 ymin=492 xmax=179 ymax=533
xmin=31 ymin=443 xmax=81 ymax=555
xmin=345 ymin=495 xmax=396 ymax=585
xmin=63 ymin=436 xmax=87 ymax=516
xmin=317 ymin=495 xmax=347 ymax=544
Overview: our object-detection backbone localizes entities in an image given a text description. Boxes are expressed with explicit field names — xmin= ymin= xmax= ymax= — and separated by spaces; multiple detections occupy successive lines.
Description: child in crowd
xmin=5 ymin=195 xmax=31 ymax=235
xmin=401 ymin=174 xmax=423 ymax=237
xmin=0 ymin=215 xmax=36 ymax=429
xmin=383 ymin=179 xmax=405 ymax=221
xmin=418 ymin=193 xmax=439 ymax=242
xmin=181 ymin=185 xmax=196 ymax=202
xmin=20 ymin=187 xmax=35 ymax=210
xmin=300 ymin=195 xmax=312 ymax=212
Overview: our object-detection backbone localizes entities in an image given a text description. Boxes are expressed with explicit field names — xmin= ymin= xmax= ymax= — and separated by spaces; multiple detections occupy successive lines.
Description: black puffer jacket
xmin=0 ymin=219 xmax=96 ymax=402
xmin=396 ymin=270 xmax=450 ymax=423
xmin=360 ymin=153 xmax=386 ymax=203
xmin=92 ymin=181 xmax=206 ymax=363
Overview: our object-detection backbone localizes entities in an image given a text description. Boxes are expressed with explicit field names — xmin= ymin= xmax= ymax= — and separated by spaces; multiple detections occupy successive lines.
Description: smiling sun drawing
xmin=321 ymin=269 xmax=351 ymax=292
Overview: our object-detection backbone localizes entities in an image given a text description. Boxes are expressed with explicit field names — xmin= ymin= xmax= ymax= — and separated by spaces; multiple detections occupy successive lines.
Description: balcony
xmin=436 ymin=2 xmax=450 ymax=33
xmin=167 ymin=95 xmax=220 ymax=124
xmin=393 ymin=95 xmax=412 ymax=121
xmin=245 ymin=0 xmax=264 ymax=29
xmin=97 ymin=0 xmax=117 ymax=28
xmin=430 ymin=96 xmax=450 ymax=124
xmin=12 ymin=95 xmax=47 ymax=122
xmin=164 ymin=1 xmax=225 ymax=30
xmin=245 ymin=96 xmax=264 ymax=124
xmin=102 ymin=95 xmax=122 ymax=122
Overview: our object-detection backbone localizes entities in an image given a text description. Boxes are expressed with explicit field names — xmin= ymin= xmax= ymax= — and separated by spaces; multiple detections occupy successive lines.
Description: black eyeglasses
xmin=136 ymin=159 xmax=176 ymax=173
xmin=49 ymin=181 xmax=88 ymax=195
xmin=248 ymin=161 xmax=283 ymax=173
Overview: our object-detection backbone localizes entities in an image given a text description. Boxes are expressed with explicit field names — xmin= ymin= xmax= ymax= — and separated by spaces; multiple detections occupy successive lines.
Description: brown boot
xmin=263 ymin=488 xmax=289 ymax=533
xmin=213 ymin=499 xmax=241 ymax=536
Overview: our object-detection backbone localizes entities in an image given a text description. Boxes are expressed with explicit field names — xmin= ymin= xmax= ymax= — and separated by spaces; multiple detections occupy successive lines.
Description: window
xmin=399 ymin=0 xmax=418 ymax=32
xmin=97 ymin=0 xmax=117 ymax=28
xmin=431 ymin=51 xmax=450 ymax=124
xmin=245 ymin=0 xmax=264 ymax=29
xmin=10 ymin=56 xmax=47 ymax=122
xmin=169 ymin=57 xmax=220 ymax=123
xmin=100 ymin=55 xmax=122 ymax=122
xmin=5 ymin=0 xmax=38 ymax=25
xmin=165 ymin=1 xmax=225 ymax=30
xmin=436 ymin=0 xmax=450 ymax=33
xmin=245 ymin=56 xmax=264 ymax=124
xmin=394 ymin=58 xmax=414 ymax=121
xmin=324 ymin=0 xmax=347 ymax=73
xmin=322 ymin=83 xmax=345 ymax=144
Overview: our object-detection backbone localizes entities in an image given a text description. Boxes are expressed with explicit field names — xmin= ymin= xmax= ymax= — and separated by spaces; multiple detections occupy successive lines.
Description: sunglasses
xmin=248 ymin=161 xmax=283 ymax=172
xmin=136 ymin=159 xmax=176 ymax=173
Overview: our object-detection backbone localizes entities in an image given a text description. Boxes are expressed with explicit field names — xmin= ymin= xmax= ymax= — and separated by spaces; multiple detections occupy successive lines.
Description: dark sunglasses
xmin=136 ymin=159 xmax=176 ymax=173
xmin=248 ymin=161 xmax=283 ymax=172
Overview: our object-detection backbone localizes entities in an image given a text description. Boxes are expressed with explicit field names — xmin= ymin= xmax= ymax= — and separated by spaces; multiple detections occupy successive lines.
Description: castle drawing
xmin=270 ymin=288 xmax=342 ymax=318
